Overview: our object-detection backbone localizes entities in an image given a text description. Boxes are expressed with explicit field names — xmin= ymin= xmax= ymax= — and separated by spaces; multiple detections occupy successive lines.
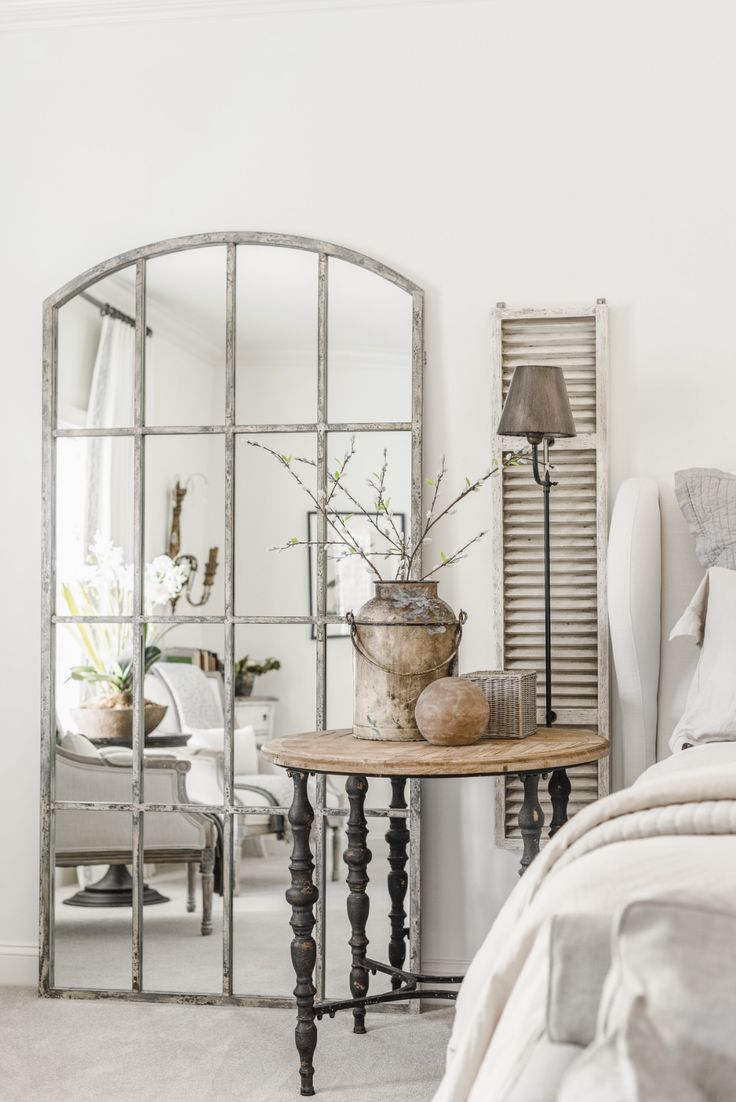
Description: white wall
xmin=3 ymin=0 xmax=736 ymax=981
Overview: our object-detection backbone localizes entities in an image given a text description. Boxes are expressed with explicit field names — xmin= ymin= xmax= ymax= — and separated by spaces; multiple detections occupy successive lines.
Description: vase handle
xmin=345 ymin=611 xmax=467 ymax=677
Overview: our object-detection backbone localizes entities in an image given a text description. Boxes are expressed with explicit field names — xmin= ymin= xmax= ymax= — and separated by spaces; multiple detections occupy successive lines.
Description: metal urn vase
xmin=347 ymin=580 xmax=466 ymax=742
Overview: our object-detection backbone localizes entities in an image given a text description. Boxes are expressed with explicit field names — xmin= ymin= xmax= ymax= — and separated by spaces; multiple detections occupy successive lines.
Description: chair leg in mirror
xmin=200 ymin=836 xmax=215 ymax=936
xmin=331 ymin=824 xmax=341 ymax=882
xmin=186 ymin=862 xmax=196 ymax=913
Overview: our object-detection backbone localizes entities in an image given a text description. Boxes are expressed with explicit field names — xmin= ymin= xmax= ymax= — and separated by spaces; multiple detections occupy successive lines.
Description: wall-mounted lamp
xmin=497 ymin=364 xmax=576 ymax=728
xmin=167 ymin=475 xmax=219 ymax=612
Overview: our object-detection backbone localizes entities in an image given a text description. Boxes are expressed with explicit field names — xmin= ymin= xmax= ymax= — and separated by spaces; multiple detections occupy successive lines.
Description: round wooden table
xmin=262 ymin=726 xmax=609 ymax=1097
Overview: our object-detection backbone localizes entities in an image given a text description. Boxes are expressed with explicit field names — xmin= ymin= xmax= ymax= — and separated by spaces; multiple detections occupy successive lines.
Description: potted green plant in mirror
xmin=248 ymin=437 xmax=527 ymax=741
xmin=234 ymin=655 xmax=281 ymax=698
xmin=62 ymin=533 xmax=187 ymax=742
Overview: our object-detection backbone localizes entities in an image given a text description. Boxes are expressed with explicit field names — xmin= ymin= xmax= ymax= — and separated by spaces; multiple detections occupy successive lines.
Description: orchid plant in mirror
xmin=61 ymin=533 xmax=187 ymax=744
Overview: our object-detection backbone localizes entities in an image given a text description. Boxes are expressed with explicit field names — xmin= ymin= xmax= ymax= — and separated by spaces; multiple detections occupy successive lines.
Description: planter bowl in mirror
xmin=71 ymin=702 xmax=167 ymax=743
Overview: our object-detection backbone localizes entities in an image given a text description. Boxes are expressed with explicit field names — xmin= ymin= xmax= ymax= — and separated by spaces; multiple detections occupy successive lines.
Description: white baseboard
xmin=0 ymin=943 xmax=38 ymax=986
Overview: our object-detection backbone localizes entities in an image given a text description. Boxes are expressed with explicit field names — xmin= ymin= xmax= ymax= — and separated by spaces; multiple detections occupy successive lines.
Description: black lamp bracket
xmin=530 ymin=437 xmax=557 ymax=490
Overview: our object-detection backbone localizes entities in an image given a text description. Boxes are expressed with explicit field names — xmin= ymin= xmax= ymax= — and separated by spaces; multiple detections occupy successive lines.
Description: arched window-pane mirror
xmin=41 ymin=233 xmax=423 ymax=1006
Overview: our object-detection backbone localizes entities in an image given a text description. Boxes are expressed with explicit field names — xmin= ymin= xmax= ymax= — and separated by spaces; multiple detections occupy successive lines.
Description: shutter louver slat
xmin=491 ymin=304 xmax=609 ymax=852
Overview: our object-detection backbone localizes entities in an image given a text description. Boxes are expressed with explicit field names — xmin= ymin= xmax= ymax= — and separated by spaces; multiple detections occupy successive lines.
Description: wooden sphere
xmin=415 ymin=677 xmax=489 ymax=746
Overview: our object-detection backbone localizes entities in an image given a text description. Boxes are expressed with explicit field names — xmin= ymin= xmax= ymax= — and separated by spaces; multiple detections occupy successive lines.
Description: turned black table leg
xmin=386 ymin=777 xmax=409 ymax=990
xmin=548 ymin=768 xmax=572 ymax=837
xmin=345 ymin=774 xmax=372 ymax=1034
xmin=518 ymin=771 xmax=544 ymax=877
xmin=286 ymin=770 xmax=319 ymax=1097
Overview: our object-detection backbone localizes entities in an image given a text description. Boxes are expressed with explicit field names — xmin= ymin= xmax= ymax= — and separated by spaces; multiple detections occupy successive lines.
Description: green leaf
xmin=290 ymin=536 xmax=299 ymax=545
xmin=426 ymin=478 xmax=436 ymax=487
xmin=143 ymin=646 xmax=162 ymax=675
xmin=440 ymin=551 xmax=448 ymax=563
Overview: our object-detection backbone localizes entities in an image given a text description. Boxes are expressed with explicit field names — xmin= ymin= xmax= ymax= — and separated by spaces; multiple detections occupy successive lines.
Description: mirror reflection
xmin=235 ymin=433 xmax=317 ymax=617
xmin=53 ymin=810 xmax=135 ymax=990
xmin=145 ymin=246 xmax=226 ymax=426
xmin=51 ymin=239 xmax=417 ymax=1001
xmin=327 ymin=257 xmax=413 ymax=424
xmin=146 ymin=435 xmax=225 ymax=617
xmin=236 ymin=246 xmax=318 ymax=425
xmin=57 ymin=270 xmax=136 ymax=430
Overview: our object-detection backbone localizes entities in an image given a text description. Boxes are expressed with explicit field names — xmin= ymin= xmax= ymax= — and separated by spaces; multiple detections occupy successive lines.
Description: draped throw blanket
xmin=434 ymin=758 xmax=736 ymax=1102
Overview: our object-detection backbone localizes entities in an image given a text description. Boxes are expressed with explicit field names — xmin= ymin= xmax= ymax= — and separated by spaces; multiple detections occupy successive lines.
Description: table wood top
xmin=261 ymin=727 xmax=609 ymax=778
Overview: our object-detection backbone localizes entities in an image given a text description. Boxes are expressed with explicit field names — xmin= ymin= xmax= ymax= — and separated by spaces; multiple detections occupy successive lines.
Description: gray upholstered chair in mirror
xmin=55 ymin=735 xmax=217 ymax=935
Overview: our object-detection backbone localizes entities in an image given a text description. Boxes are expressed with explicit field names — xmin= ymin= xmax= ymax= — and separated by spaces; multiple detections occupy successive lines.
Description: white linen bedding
xmin=433 ymin=746 xmax=736 ymax=1102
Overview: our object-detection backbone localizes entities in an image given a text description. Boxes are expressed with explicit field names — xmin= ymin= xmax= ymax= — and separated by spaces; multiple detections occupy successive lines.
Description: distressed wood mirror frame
xmin=40 ymin=232 xmax=424 ymax=1007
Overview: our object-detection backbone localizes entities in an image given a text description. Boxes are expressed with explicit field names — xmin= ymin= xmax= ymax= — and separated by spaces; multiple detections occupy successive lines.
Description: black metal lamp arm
xmin=530 ymin=439 xmax=556 ymax=489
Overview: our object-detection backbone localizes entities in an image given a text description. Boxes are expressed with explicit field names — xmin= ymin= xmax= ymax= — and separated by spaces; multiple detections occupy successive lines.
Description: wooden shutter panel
xmin=490 ymin=304 xmax=609 ymax=849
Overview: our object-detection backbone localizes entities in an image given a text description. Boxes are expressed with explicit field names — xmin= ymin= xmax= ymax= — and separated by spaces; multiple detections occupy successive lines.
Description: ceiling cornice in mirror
xmin=0 ymin=0 xmax=484 ymax=32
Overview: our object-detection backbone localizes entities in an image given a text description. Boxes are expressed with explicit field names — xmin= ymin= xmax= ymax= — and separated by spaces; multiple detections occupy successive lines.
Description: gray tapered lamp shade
xmin=497 ymin=365 xmax=577 ymax=441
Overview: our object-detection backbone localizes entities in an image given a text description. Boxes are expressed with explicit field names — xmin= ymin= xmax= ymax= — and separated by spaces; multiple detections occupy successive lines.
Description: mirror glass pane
xmin=231 ymin=623 xmax=314 ymax=996
xmin=55 ymin=435 xmax=134 ymax=615
xmin=57 ymin=270 xmax=136 ymax=430
xmin=56 ymin=622 xmax=134 ymax=801
xmin=142 ymin=811 xmax=223 ymax=994
xmin=145 ymin=247 xmax=226 ymax=426
xmin=327 ymin=257 xmax=412 ymax=425
xmin=234 ymin=433 xmax=316 ymax=616
xmin=53 ymin=810 xmax=133 ymax=990
xmin=143 ymin=623 xmax=224 ymax=796
xmin=235 ymin=246 xmax=318 ymax=425
xmin=145 ymin=434 xmax=225 ymax=618
xmin=325 ymin=429 xmax=412 ymax=581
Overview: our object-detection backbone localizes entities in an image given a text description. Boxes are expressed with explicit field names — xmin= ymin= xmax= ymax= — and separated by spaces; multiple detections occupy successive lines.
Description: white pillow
xmin=60 ymin=731 xmax=102 ymax=759
xmin=186 ymin=725 xmax=259 ymax=775
xmin=669 ymin=566 xmax=736 ymax=751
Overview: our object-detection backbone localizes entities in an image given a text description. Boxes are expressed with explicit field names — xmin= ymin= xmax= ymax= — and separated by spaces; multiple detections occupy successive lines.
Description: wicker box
xmin=460 ymin=670 xmax=537 ymax=739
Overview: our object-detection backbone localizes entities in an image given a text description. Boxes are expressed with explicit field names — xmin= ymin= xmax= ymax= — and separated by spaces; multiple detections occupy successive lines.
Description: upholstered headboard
xmin=608 ymin=477 xmax=705 ymax=785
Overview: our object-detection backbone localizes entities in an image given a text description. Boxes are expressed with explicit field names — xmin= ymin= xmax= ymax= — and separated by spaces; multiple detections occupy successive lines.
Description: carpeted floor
xmin=1 ymin=986 xmax=452 ymax=1101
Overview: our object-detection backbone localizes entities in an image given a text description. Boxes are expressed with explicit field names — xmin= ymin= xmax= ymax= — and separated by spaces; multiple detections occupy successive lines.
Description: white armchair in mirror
xmin=147 ymin=663 xmax=345 ymax=885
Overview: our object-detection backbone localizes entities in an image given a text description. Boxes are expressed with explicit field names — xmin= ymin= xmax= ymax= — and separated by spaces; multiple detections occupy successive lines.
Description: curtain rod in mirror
xmin=79 ymin=290 xmax=153 ymax=337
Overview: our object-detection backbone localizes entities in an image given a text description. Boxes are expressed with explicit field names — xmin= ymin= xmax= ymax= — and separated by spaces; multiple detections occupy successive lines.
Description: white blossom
xmin=145 ymin=555 xmax=187 ymax=608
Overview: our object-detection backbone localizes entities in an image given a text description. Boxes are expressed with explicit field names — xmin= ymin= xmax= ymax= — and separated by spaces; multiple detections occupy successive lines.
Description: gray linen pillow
xmin=675 ymin=467 xmax=736 ymax=568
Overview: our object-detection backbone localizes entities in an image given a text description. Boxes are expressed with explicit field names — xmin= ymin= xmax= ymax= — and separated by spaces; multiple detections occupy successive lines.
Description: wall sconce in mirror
xmin=167 ymin=474 xmax=219 ymax=611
